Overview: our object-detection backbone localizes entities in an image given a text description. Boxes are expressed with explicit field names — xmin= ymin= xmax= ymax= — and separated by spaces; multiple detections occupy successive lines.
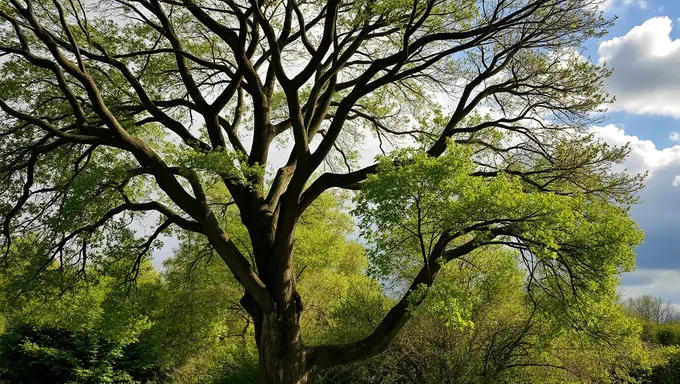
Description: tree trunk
xmin=242 ymin=291 xmax=308 ymax=384
xmin=257 ymin=307 xmax=308 ymax=384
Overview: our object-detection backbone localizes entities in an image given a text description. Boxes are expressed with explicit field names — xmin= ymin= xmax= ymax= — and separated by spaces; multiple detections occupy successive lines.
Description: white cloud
xmin=620 ymin=269 xmax=680 ymax=303
xmin=673 ymin=175 xmax=680 ymax=187
xmin=600 ymin=0 xmax=648 ymax=12
xmin=598 ymin=17 xmax=680 ymax=117
xmin=671 ymin=132 xmax=680 ymax=142
xmin=590 ymin=124 xmax=680 ymax=174
xmin=624 ymin=0 xmax=648 ymax=9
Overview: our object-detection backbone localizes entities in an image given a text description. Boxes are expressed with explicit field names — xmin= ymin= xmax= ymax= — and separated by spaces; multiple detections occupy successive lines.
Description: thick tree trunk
xmin=241 ymin=290 xmax=308 ymax=384
xmin=238 ymin=204 xmax=309 ymax=383
xmin=258 ymin=309 xmax=308 ymax=384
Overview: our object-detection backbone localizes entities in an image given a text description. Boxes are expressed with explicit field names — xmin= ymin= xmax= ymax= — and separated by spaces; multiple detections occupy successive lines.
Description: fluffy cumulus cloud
xmin=590 ymin=125 xmax=680 ymax=303
xmin=598 ymin=17 xmax=680 ymax=117
xmin=592 ymin=125 xmax=680 ymax=175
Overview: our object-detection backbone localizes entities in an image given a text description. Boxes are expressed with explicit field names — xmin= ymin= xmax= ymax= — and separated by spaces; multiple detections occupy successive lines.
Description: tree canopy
xmin=0 ymin=0 xmax=645 ymax=382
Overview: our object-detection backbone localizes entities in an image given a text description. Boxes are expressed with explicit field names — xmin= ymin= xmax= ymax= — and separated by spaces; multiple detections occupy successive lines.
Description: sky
xmin=149 ymin=0 xmax=680 ymax=305
xmin=584 ymin=0 xmax=680 ymax=304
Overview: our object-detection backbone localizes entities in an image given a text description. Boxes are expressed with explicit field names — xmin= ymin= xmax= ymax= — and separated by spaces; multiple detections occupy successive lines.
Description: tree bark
xmin=241 ymin=271 xmax=308 ymax=384
xmin=258 ymin=308 xmax=308 ymax=384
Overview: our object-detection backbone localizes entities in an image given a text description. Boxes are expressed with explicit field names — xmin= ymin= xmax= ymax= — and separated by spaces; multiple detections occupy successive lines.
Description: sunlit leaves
xmin=355 ymin=140 xmax=642 ymax=317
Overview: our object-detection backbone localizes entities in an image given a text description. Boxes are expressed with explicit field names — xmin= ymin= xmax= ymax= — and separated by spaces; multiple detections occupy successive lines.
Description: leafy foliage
xmin=0 ymin=324 xmax=141 ymax=384
xmin=0 ymin=239 xmax=163 ymax=383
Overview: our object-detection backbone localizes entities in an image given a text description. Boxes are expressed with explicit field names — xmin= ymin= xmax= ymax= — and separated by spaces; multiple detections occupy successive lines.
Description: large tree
xmin=0 ymin=0 xmax=643 ymax=382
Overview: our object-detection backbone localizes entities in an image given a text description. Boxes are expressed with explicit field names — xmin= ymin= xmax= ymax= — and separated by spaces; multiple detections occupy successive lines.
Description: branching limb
xmin=307 ymin=234 xmax=484 ymax=373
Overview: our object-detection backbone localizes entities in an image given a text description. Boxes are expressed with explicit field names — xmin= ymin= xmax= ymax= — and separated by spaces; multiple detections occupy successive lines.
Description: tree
xmin=648 ymin=347 xmax=680 ymax=384
xmin=626 ymin=295 xmax=679 ymax=325
xmin=149 ymin=191 xmax=385 ymax=382
xmin=0 ymin=324 xmax=150 ymax=384
xmin=0 ymin=0 xmax=643 ymax=382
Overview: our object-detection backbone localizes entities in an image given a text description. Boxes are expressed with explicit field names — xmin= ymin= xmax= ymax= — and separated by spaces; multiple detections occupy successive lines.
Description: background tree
xmin=625 ymin=295 xmax=679 ymax=325
xmin=0 ymin=0 xmax=644 ymax=382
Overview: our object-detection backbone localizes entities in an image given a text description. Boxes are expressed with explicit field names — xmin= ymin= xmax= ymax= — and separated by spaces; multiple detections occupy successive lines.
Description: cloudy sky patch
xmin=584 ymin=1 xmax=680 ymax=303
xmin=598 ymin=17 xmax=680 ymax=117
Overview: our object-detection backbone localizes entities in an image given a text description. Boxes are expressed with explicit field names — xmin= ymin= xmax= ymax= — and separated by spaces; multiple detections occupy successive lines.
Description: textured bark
xmin=258 ymin=309 xmax=308 ymax=384
xmin=242 ymin=288 xmax=307 ymax=384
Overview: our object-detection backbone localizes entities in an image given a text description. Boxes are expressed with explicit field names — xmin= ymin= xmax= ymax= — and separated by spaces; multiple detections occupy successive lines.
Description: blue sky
xmin=586 ymin=0 xmax=680 ymax=304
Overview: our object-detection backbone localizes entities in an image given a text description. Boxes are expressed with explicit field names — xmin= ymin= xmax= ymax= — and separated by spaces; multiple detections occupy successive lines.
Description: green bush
xmin=0 ymin=324 xmax=159 ymax=384
xmin=648 ymin=347 xmax=680 ymax=384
